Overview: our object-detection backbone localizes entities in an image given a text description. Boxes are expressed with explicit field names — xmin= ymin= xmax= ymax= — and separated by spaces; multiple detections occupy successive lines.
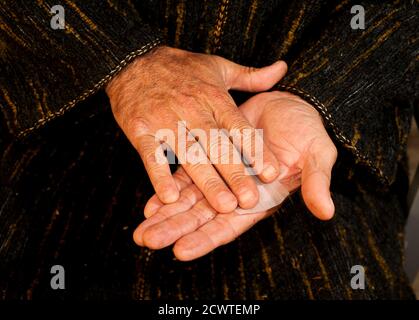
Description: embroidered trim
xmin=16 ymin=38 xmax=162 ymax=139
xmin=274 ymin=83 xmax=390 ymax=185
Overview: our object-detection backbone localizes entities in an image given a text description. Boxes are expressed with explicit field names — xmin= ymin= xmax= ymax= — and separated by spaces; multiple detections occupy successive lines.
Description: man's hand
xmin=106 ymin=46 xmax=288 ymax=213
xmin=134 ymin=91 xmax=338 ymax=261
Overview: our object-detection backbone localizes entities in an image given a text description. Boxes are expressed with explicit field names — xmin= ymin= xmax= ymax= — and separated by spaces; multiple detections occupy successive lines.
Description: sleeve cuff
xmin=271 ymin=83 xmax=395 ymax=185
xmin=0 ymin=1 xmax=165 ymax=138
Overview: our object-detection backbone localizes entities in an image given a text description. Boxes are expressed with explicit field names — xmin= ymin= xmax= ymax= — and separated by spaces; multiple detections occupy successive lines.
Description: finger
xmin=144 ymin=167 xmax=193 ymax=218
xmin=216 ymin=57 xmax=288 ymax=92
xmin=141 ymin=171 xmax=302 ymax=250
xmin=187 ymin=119 xmax=259 ymax=209
xmin=144 ymin=194 xmax=164 ymax=218
xmin=172 ymin=166 xmax=194 ymax=189
xmin=135 ymin=134 xmax=180 ymax=204
xmin=145 ymin=182 xmax=203 ymax=222
xmin=301 ymin=138 xmax=337 ymax=220
xmin=213 ymin=98 xmax=281 ymax=182
xmin=237 ymin=95 xmax=291 ymax=179
xmin=141 ymin=199 xmax=217 ymax=249
xmin=157 ymin=120 xmax=238 ymax=213
xmin=180 ymin=153 xmax=238 ymax=213
xmin=173 ymin=210 xmax=269 ymax=261
xmin=172 ymin=102 xmax=260 ymax=209
xmin=134 ymin=184 xmax=204 ymax=246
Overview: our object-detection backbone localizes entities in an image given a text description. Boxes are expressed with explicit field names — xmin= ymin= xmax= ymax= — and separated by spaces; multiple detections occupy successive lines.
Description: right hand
xmin=106 ymin=46 xmax=288 ymax=212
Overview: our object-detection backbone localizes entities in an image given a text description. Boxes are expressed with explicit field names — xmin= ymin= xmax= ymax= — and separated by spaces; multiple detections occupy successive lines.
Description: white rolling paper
xmin=236 ymin=168 xmax=290 ymax=215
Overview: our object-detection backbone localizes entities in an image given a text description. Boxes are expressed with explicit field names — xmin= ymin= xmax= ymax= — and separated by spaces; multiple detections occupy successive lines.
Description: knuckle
xmin=226 ymin=111 xmax=250 ymax=132
xmin=202 ymin=176 xmax=223 ymax=193
xmin=232 ymin=120 xmax=249 ymax=132
xmin=226 ymin=169 xmax=247 ymax=188
xmin=186 ymin=162 xmax=202 ymax=174
xmin=144 ymin=150 xmax=165 ymax=169
xmin=125 ymin=116 xmax=151 ymax=137
xmin=245 ymin=66 xmax=257 ymax=75
xmin=210 ymin=88 xmax=234 ymax=107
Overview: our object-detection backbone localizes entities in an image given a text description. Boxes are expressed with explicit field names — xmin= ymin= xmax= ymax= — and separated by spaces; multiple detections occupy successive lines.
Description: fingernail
xmin=239 ymin=189 xmax=256 ymax=205
xmin=144 ymin=202 xmax=160 ymax=217
xmin=262 ymin=164 xmax=278 ymax=180
xmin=133 ymin=228 xmax=144 ymax=246
xmin=217 ymin=191 xmax=237 ymax=210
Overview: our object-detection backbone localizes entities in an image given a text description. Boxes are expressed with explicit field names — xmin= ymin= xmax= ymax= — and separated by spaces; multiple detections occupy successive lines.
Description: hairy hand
xmin=106 ymin=46 xmax=288 ymax=213
xmin=134 ymin=91 xmax=338 ymax=260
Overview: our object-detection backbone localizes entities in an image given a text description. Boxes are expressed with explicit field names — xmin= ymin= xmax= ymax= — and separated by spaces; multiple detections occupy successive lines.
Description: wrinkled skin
xmin=106 ymin=46 xmax=288 ymax=213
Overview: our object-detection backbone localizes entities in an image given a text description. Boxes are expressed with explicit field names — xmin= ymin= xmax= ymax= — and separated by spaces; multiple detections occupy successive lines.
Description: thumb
xmin=215 ymin=57 xmax=288 ymax=92
xmin=301 ymin=139 xmax=337 ymax=220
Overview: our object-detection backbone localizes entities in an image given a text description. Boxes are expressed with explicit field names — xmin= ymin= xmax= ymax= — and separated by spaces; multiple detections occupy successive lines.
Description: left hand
xmin=134 ymin=91 xmax=338 ymax=260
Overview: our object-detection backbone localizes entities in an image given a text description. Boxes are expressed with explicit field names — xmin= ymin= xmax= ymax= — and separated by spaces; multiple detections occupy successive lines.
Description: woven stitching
xmin=17 ymin=38 xmax=162 ymax=139
xmin=274 ymin=83 xmax=389 ymax=185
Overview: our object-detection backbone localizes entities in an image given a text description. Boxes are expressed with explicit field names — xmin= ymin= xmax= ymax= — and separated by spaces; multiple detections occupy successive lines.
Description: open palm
xmin=134 ymin=91 xmax=337 ymax=260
